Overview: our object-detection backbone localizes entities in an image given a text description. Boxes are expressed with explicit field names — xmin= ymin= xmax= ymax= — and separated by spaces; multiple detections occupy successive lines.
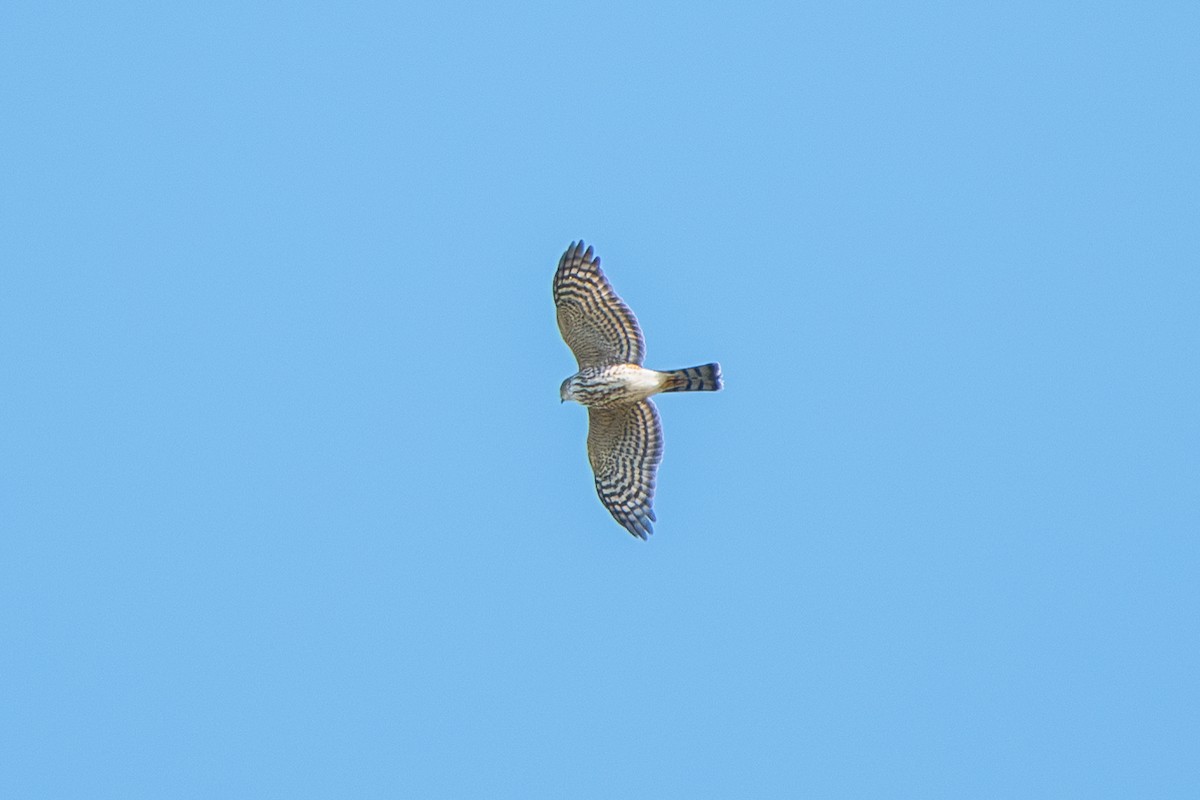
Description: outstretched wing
xmin=586 ymin=400 xmax=663 ymax=539
xmin=554 ymin=241 xmax=645 ymax=368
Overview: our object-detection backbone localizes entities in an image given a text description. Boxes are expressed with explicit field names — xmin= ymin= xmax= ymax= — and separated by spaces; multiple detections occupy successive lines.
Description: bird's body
xmin=553 ymin=241 xmax=721 ymax=539
xmin=561 ymin=363 xmax=722 ymax=407
xmin=561 ymin=364 xmax=672 ymax=407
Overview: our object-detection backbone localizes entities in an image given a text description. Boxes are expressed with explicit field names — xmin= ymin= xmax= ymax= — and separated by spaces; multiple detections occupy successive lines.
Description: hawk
xmin=554 ymin=241 xmax=722 ymax=539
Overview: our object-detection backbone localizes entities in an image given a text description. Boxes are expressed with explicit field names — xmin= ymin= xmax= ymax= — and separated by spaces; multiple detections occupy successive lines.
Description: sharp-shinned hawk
xmin=554 ymin=241 xmax=722 ymax=539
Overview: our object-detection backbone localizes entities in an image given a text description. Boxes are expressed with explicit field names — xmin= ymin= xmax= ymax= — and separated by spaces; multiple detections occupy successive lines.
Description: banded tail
xmin=662 ymin=362 xmax=722 ymax=393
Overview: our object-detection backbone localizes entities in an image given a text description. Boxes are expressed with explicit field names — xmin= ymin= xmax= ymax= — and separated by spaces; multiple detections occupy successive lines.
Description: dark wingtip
xmin=630 ymin=512 xmax=653 ymax=540
xmin=562 ymin=240 xmax=598 ymax=266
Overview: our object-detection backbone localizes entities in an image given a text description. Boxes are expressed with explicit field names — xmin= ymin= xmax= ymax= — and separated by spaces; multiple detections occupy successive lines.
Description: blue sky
xmin=2 ymin=1 xmax=1197 ymax=797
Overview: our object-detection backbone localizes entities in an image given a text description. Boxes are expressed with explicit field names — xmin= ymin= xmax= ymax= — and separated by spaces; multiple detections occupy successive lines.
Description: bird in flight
xmin=554 ymin=241 xmax=722 ymax=539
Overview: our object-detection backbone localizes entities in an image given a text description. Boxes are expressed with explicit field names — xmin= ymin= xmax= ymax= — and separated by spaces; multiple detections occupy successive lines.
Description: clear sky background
xmin=2 ymin=2 xmax=1197 ymax=797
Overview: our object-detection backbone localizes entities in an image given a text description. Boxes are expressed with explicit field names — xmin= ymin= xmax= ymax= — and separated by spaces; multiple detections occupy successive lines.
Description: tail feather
xmin=662 ymin=362 xmax=722 ymax=393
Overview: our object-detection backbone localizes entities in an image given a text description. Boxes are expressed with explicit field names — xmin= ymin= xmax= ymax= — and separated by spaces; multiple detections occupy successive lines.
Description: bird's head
xmin=559 ymin=376 xmax=577 ymax=404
